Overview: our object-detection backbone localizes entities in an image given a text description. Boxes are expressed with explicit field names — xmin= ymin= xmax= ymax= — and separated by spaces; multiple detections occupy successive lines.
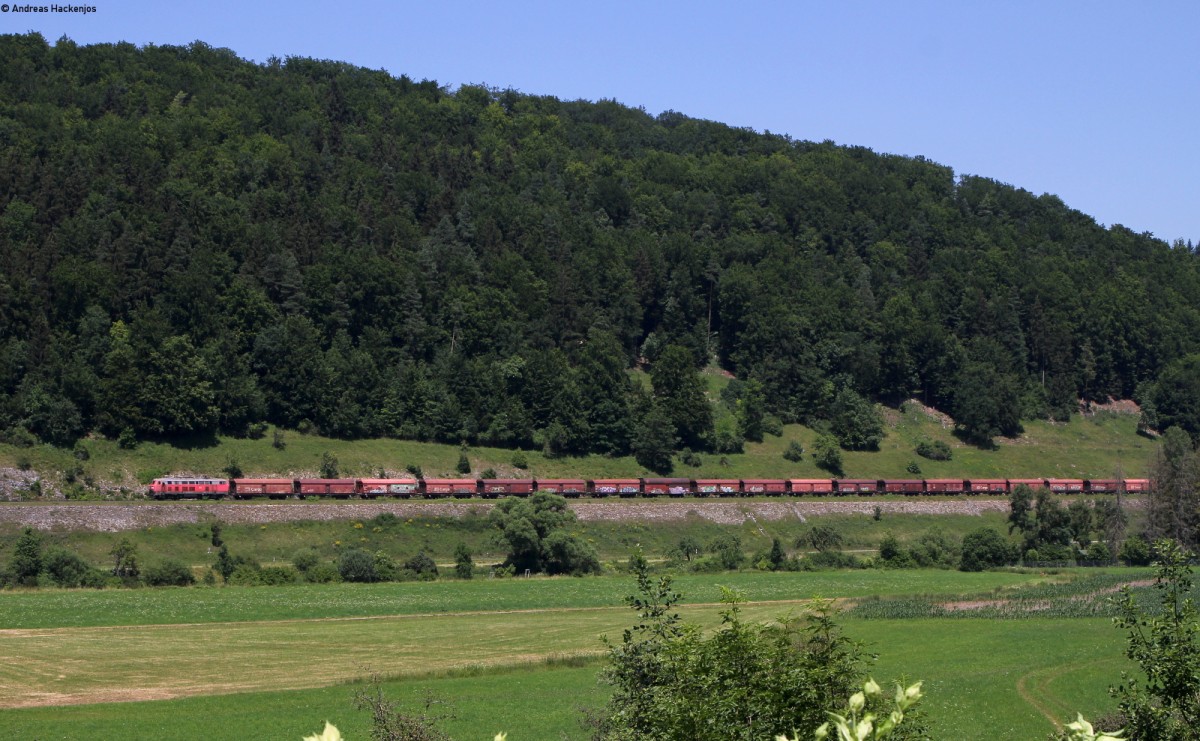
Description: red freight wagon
xmin=480 ymin=479 xmax=534 ymax=497
xmin=1123 ymin=478 xmax=1150 ymax=493
xmin=1007 ymin=478 xmax=1047 ymax=491
xmin=837 ymin=479 xmax=878 ymax=496
xmin=742 ymin=479 xmax=788 ymax=496
xmin=593 ymin=478 xmax=640 ymax=497
xmin=789 ymin=479 xmax=835 ymax=495
xmin=423 ymin=478 xmax=478 ymax=498
xmin=150 ymin=477 xmax=230 ymax=498
xmin=882 ymin=479 xmax=924 ymax=495
xmin=1046 ymin=478 xmax=1085 ymax=494
xmin=969 ymin=479 xmax=1008 ymax=495
xmin=643 ymin=478 xmax=693 ymax=497
xmin=925 ymin=478 xmax=967 ymax=494
xmin=233 ymin=478 xmax=294 ymax=497
xmin=536 ymin=479 xmax=588 ymax=497
xmin=359 ymin=478 xmax=420 ymax=498
xmin=695 ymin=479 xmax=741 ymax=496
xmin=1086 ymin=479 xmax=1120 ymax=494
xmin=298 ymin=479 xmax=356 ymax=497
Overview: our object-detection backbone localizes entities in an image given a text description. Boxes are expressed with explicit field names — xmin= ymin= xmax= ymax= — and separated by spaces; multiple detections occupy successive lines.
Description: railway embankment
xmin=0 ymin=497 xmax=1142 ymax=533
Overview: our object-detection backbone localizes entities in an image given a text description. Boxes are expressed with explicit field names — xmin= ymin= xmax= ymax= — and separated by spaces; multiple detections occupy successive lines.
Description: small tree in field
xmin=11 ymin=527 xmax=43 ymax=586
xmin=320 ymin=451 xmax=339 ymax=478
xmin=454 ymin=543 xmax=474 ymax=579
xmin=110 ymin=537 xmax=140 ymax=580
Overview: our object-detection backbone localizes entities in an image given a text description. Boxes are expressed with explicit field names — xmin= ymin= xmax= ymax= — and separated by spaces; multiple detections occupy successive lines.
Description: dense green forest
xmin=2 ymin=33 xmax=1199 ymax=460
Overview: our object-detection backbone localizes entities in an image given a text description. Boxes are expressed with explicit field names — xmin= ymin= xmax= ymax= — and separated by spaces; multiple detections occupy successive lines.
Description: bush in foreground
xmin=590 ymin=553 xmax=925 ymax=741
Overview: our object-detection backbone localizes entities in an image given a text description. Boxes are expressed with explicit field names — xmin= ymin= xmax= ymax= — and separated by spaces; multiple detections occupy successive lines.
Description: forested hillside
xmin=2 ymin=33 xmax=1198 ymax=458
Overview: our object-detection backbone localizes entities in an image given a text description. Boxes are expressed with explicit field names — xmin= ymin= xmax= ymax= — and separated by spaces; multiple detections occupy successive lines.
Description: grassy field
xmin=0 ymin=568 xmax=1149 ymax=740
xmin=0 ymin=398 xmax=1155 ymax=496
xmin=0 ymin=569 xmax=1050 ymax=629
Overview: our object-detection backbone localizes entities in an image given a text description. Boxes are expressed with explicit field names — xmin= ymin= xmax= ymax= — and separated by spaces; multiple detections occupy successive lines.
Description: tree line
xmin=2 ymin=33 xmax=1199 ymax=460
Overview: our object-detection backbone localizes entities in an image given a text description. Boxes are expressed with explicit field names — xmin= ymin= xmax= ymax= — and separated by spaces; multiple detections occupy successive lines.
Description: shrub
xmin=877 ymin=533 xmax=908 ymax=566
xmin=455 ymin=452 xmax=471 ymax=474
xmin=43 ymin=547 xmax=106 ymax=588
xmin=374 ymin=551 xmax=400 ymax=581
xmin=1085 ymin=541 xmax=1113 ymax=564
xmin=292 ymin=548 xmax=320 ymax=573
xmin=798 ymin=524 xmax=844 ymax=553
xmin=258 ymin=565 xmax=299 ymax=585
xmin=710 ymin=415 xmax=744 ymax=454
xmin=215 ymin=545 xmax=257 ymax=582
xmin=272 ymin=428 xmax=286 ymax=449
xmin=830 ymin=387 xmax=885 ymax=450
xmin=511 ymin=451 xmax=528 ymax=469
xmin=915 ymin=440 xmax=952 ymax=461
xmin=305 ymin=562 xmax=341 ymax=583
xmin=543 ymin=531 xmax=601 ymax=575
xmin=339 ymin=548 xmax=379 ymax=582
xmin=708 ymin=533 xmax=745 ymax=571
xmin=804 ymin=550 xmax=865 ymax=569
xmin=813 ymin=434 xmax=843 ymax=474
xmin=404 ymin=551 xmax=438 ymax=580
xmin=909 ymin=528 xmax=959 ymax=568
xmin=4 ymin=426 xmax=38 ymax=448
xmin=454 ymin=543 xmax=474 ymax=579
xmin=596 ymin=556 xmax=877 ymax=741
xmin=782 ymin=440 xmax=804 ymax=462
xmin=406 ymin=463 xmax=423 ymax=478
xmin=959 ymin=527 xmax=1018 ymax=571
xmin=905 ymin=460 xmax=922 ymax=475
xmin=11 ymin=528 xmax=43 ymax=586
xmin=1110 ymin=541 xmax=1200 ymax=740
xmin=246 ymin=421 xmax=268 ymax=439
xmin=222 ymin=457 xmax=243 ymax=479
xmin=117 ymin=427 xmax=138 ymax=449
xmin=1120 ymin=534 xmax=1152 ymax=566
xmin=226 ymin=564 xmax=263 ymax=586
xmin=480 ymin=467 xmax=497 ymax=479
xmin=680 ymin=447 xmax=702 ymax=467
xmin=320 ymin=451 xmax=339 ymax=478
xmin=763 ymin=414 xmax=784 ymax=437
xmin=143 ymin=559 xmax=196 ymax=587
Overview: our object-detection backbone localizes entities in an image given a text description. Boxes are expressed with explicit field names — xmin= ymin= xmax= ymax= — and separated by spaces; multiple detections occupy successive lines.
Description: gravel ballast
xmin=0 ymin=498 xmax=1052 ymax=532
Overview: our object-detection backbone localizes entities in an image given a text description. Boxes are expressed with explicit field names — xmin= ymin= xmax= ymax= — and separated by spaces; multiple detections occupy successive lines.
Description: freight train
xmin=148 ymin=476 xmax=1149 ymax=500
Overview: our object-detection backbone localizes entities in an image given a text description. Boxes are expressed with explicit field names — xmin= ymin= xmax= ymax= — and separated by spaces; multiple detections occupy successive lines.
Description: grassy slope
xmin=0 ymin=388 xmax=1156 ymax=493
xmin=0 ymin=507 xmax=1038 ymax=575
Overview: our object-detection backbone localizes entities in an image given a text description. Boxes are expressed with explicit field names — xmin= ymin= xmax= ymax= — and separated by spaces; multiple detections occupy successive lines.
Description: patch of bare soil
xmin=0 ymin=467 xmax=41 ymax=500
xmin=1083 ymin=398 xmax=1141 ymax=415
xmin=904 ymin=399 xmax=955 ymax=429
xmin=937 ymin=578 xmax=1155 ymax=613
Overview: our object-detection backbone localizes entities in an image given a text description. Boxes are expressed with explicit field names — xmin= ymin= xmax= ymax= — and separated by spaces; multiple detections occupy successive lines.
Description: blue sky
xmin=4 ymin=0 xmax=1197 ymax=244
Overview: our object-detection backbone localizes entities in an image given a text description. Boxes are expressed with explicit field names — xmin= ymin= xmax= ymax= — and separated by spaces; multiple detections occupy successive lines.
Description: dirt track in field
xmin=0 ymin=497 xmax=1077 ymax=532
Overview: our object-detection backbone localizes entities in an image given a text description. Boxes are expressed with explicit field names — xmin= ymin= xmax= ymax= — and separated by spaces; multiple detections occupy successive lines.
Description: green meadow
xmin=0 ymin=568 xmax=1149 ymax=740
